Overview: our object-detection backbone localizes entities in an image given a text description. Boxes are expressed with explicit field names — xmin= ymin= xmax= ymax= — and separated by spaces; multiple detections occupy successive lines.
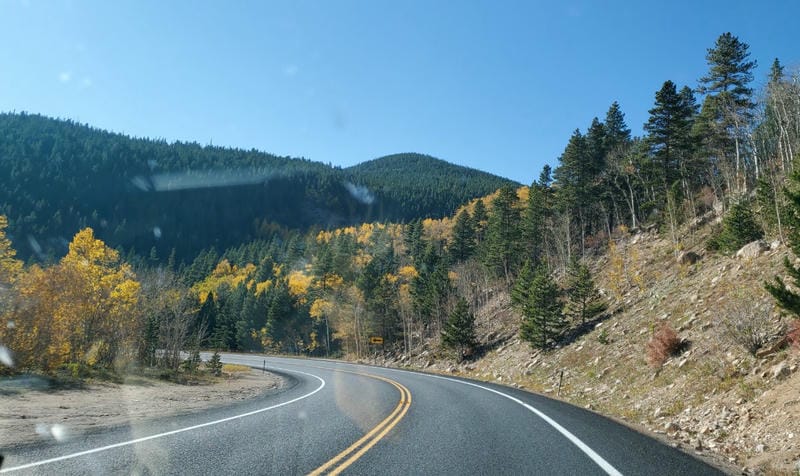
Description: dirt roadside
xmin=0 ymin=369 xmax=286 ymax=448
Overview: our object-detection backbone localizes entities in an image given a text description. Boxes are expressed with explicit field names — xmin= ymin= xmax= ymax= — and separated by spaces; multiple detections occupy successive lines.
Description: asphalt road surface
xmin=1 ymin=354 xmax=726 ymax=475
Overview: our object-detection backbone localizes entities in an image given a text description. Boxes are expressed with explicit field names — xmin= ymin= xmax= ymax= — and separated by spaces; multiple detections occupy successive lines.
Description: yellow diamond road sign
xmin=369 ymin=336 xmax=384 ymax=345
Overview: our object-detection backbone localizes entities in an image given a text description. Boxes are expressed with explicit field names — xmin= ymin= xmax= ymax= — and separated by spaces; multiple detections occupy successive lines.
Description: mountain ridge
xmin=0 ymin=112 xmax=517 ymax=261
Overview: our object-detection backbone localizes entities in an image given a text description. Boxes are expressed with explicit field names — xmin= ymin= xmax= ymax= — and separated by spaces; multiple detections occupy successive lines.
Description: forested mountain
xmin=0 ymin=113 xmax=516 ymax=261
xmin=346 ymin=153 xmax=515 ymax=219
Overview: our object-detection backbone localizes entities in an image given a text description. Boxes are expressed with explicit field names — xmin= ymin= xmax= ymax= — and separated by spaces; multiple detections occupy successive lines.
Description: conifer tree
xmin=713 ymin=200 xmax=763 ymax=253
xmin=449 ymin=209 xmax=476 ymax=263
xmin=520 ymin=265 xmax=564 ymax=350
xmin=472 ymin=198 xmax=489 ymax=244
xmin=483 ymin=186 xmax=520 ymax=283
xmin=565 ymin=259 xmax=606 ymax=326
xmin=441 ymin=298 xmax=476 ymax=361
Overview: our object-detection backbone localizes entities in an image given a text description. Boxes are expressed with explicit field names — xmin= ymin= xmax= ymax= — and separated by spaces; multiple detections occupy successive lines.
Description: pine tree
xmin=449 ymin=209 xmax=476 ymax=263
xmin=472 ymin=199 xmax=489 ymax=244
xmin=603 ymin=101 xmax=632 ymax=153
xmin=207 ymin=350 xmax=223 ymax=376
xmin=565 ymin=259 xmax=606 ymax=326
xmin=441 ymin=298 xmax=476 ymax=361
xmin=766 ymin=169 xmax=800 ymax=317
xmin=520 ymin=265 xmax=564 ymax=350
xmin=521 ymin=183 xmax=548 ymax=266
xmin=483 ymin=186 xmax=521 ymax=283
xmin=644 ymin=81 xmax=698 ymax=193
xmin=695 ymin=32 xmax=756 ymax=194
xmin=712 ymin=200 xmax=764 ymax=253
xmin=511 ymin=260 xmax=535 ymax=309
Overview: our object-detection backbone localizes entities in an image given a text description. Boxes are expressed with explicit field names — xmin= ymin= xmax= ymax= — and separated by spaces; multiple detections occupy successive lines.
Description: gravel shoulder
xmin=0 ymin=369 xmax=286 ymax=448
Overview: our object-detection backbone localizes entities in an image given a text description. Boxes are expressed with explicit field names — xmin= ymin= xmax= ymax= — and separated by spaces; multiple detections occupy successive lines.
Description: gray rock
xmin=771 ymin=361 xmax=791 ymax=380
xmin=736 ymin=240 xmax=770 ymax=260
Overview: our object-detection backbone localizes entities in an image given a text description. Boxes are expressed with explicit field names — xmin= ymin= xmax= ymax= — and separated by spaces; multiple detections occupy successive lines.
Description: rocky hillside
xmin=368 ymin=215 xmax=800 ymax=475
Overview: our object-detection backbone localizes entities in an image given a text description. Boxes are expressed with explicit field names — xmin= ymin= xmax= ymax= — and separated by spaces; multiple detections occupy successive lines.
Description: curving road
xmin=1 ymin=354 xmax=725 ymax=475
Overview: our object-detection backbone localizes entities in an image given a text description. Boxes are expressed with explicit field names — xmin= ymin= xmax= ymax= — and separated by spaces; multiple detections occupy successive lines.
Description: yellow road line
xmin=308 ymin=371 xmax=411 ymax=476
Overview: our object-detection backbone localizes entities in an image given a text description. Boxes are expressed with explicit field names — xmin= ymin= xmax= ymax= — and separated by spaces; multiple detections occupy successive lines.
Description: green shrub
xmin=708 ymin=200 xmax=763 ymax=253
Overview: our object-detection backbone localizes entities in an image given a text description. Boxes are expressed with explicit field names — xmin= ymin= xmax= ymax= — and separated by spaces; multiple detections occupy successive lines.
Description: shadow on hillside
xmin=558 ymin=308 xmax=620 ymax=347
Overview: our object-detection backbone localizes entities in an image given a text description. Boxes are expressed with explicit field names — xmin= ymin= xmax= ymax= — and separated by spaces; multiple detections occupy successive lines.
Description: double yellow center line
xmin=308 ymin=371 xmax=412 ymax=475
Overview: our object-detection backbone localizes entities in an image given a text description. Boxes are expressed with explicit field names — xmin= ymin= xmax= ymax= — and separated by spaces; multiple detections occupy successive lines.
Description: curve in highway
xmin=1 ymin=354 xmax=725 ymax=475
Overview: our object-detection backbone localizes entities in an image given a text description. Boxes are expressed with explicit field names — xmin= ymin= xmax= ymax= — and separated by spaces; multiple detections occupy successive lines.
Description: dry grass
xmin=221 ymin=363 xmax=251 ymax=373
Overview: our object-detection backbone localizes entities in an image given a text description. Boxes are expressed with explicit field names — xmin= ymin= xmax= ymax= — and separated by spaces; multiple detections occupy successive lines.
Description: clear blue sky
xmin=1 ymin=0 xmax=798 ymax=184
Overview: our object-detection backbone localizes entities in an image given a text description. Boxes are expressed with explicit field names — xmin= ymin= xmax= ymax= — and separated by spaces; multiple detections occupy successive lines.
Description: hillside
xmin=346 ymin=153 xmax=518 ymax=220
xmin=0 ymin=113 xmax=515 ymax=261
xmin=374 ymin=216 xmax=799 ymax=474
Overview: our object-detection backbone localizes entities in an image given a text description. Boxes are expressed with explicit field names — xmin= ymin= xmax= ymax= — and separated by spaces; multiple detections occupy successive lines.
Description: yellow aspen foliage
xmin=448 ymin=270 xmax=458 ymax=281
xmin=7 ymin=228 xmax=141 ymax=371
xmin=255 ymin=280 xmax=273 ymax=296
xmin=384 ymin=273 xmax=399 ymax=284
xmin=323 ymin=273 xmax=344 ymax=290
xmin=287 ymin=270 xmax=312 ymax=304
xmin=422 ymin=217 xmax=452 ymax=243
xmin=0 ymin=215 xmax=22 ymax=285
xmin=316 ymin=230 xmax=334 ymax=244
xmin=356 ymin=223 xmax=374 ymax=245
xmin=397 ymin=265 xmax=419 ymax=281
xmin=212 ymin=259 xmax=233 ymax=277
xmin=192 ymin=261 xmax=256 ymax=302
xmin=272 ymin=263 xmax=284 ymax=277
xmin=309 ymin=299 xmax=333 ymax=319
xmin=354 ymin=251 xmax=372 ymax=269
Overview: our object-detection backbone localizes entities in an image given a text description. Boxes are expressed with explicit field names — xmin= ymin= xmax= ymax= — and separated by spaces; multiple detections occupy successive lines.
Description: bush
xmin=788 ymin=320 xmax=800 ymax=350
xmin=207 ymin=351 xmax=223 ymax=376
xmin=646 ymin=324 xmax=681 ymax=367
xmin=718 ymin=300 xmax=782 ymax=355
xmin=708 ymin=200 xmax=763 ymax=253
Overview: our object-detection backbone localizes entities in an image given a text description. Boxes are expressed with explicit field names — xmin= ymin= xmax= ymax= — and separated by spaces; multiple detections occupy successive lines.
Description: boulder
xmin=677 ymin=251 xmax=701 ymax=265
xmin=736 ymin=240 xmax=769 ymax=260
xmin=771 ymin=361 xmax=791 ymax=380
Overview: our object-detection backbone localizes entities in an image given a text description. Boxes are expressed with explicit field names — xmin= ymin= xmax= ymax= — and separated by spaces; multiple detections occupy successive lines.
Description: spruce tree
xmin=695 ymin=32 xmax=756 ymax=189
xmin=449 ymin=209 xmax=476 ymax=262
xmin=521 ymin=183 xmax=547 ymax=266
xmin=472 ymin=198 xmax=489 ymax=244
xmin=483 ymin=186 xmax=521 ymax=282
xmin=520 ymin=265 xmax=564 ymax=350
xmin=441 ymin=298 xmax=477 ymax=361
xmin=644 ymin=80 xmax=698 ymax=192
xmin=766 ymin=169 xmax=800 ymax=317
xmin=511 ymin=260 xmax=535 ymax=309
xmin=713 ymin=200 xmax=764 ymax=253
xmin=565 ymin=259 xmax=606 ymax=326
xmin=603 ymin=101 xmax=632 ymax=153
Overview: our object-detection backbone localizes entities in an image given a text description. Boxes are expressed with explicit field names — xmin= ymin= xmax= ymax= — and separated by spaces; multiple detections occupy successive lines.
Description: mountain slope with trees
xmin=2 ymin=31 xmax=800 ymax=473
xmin=0 ymin=114 xmax=517 ymax=262
xmin=345 ymin=153 xmax=516 ymax=220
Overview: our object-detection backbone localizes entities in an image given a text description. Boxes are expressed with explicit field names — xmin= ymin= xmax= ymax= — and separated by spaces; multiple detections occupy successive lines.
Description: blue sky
xmin=1 ymin=0 xmax=798 ymax=184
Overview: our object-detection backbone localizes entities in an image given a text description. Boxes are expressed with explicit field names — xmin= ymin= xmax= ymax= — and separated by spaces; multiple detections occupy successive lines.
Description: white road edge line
xmin=418 ymin=373 xmax=623 ymax=476
xmin=310 ymin=361 xmax=623 ymax=476
xmin=0 ymin=367 xmax=325 ymax=473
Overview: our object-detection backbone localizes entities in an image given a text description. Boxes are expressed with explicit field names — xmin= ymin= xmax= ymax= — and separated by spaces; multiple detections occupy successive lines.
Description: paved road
xmin=1 ymin=354 xmax=725 ymax=475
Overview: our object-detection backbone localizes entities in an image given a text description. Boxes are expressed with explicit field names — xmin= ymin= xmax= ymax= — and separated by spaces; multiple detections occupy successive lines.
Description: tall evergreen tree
xmin=603 ymin=101 xmax=632 ymax=153
xmin=483 ymin=186 xmax=521 ymax=282
xmin=472 ymin=199 xmax=489 ymax=244
xmin=564 ymin=259 xmax=606 ymax=326
xmin=695 ymin=32 xmax=756 ymax=194
xmin=520 ymin=265 xmax=564 ymax=350
xmin=644 ymin=81 xmax=699 ymax=198
xmin=449 ymin=209 xmax=476 ymax=262
xmin=441 ymin=298 xmax=477 ymax=361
